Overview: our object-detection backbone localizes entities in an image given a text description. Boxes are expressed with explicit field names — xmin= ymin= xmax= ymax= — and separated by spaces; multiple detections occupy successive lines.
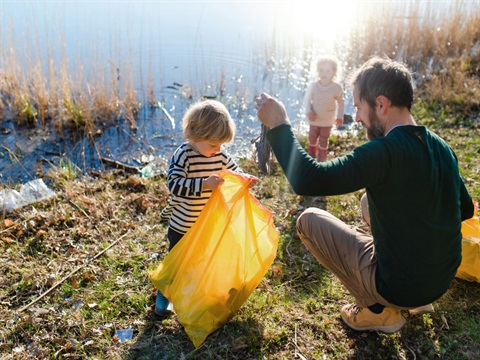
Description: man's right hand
xmin=255 ymin=93 xmax=290 ymax=129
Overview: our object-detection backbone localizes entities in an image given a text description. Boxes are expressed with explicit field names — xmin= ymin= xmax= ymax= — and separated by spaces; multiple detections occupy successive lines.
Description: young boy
xmin=155 ymin=99 xmax=258 ymax=315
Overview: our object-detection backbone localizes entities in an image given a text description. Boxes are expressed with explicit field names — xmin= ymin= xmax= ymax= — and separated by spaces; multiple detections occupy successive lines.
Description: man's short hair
xmin=349 ymin=57 xmax=414 ymax=111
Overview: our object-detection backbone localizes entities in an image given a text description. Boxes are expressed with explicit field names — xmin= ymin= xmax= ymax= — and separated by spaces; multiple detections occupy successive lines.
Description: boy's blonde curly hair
xmin=182 ymin=99 xmax=236 ymax=143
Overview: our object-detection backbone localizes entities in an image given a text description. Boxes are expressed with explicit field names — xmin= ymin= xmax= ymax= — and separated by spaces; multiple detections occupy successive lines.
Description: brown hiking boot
xmin=341 ymin=304 xmax=406 ymax=334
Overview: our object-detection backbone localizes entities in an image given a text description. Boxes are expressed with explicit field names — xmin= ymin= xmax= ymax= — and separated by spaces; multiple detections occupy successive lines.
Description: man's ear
xmin=376 ymin=95 xmax=391 ymax=114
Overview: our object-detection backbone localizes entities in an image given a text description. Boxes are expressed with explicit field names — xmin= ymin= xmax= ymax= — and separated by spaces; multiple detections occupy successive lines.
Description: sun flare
xmin=274 ymin=0 xmax=358 ymax=46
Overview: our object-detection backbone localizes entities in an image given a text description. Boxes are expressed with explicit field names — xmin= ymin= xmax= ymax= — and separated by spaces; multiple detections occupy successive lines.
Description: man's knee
xmin=296 ymin=207 xmax=327 ymax=237
xmin=296 ymin=207 xmax=313 ymax=230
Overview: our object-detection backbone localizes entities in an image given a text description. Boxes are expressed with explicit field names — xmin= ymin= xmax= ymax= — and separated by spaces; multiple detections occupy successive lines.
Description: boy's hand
xmin=307 ymin=112 xmax=317 ymax=122
xmin=203 ymin=175 xmax=224 ymax=190
xmin=244 ymin=174 xmax=259 ymax=188
xmin=335 ymin=118 xmax=344 ymax=127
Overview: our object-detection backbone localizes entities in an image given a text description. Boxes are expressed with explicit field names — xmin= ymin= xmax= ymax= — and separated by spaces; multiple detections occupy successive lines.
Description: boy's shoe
xmin=408 ymin=303 xmax=434 ymax=315
xmin=341 ymin=304 xmax=406 ymax=334
xmin=155 ymin=290 xmax=173 ymax=316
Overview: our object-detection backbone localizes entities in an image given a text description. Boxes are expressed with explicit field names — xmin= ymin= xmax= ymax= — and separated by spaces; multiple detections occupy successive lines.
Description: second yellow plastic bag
xmin=456 ymin=207 xmax=480 ymax=282
xmin=149 ymin=169 xmax=279 ymax=348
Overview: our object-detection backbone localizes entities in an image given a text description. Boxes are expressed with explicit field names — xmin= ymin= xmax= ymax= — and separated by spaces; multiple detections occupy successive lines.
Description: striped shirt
xmin=160 ymin=142 xmax=240 ymax=234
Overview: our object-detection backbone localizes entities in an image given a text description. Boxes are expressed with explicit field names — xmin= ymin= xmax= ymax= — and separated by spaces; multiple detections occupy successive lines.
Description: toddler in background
xmin=303 ymin=56 xmax=345 ymax=161
xmin=155 ymin=99 xmax=258 ymax=316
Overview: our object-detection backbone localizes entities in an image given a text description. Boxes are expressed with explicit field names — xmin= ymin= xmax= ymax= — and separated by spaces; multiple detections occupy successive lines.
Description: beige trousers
xmin=295 ymin=194 xmax=403 ymax=309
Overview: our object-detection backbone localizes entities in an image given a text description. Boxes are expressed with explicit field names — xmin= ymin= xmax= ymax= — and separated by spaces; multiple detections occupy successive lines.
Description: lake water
xmin=0 ymin=1 xmax=462 ymax=183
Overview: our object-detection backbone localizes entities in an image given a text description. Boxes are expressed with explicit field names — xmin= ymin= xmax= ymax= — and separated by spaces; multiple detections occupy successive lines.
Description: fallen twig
xmin=294 ymin=324 xmax=308 ymax=360
xmin=1 ymin=145 xmax=34 ymax=180
xmin=1 ymin=145 xmax=21 ymax=163
xmin=405 ymin=345 xmax=417 ymax=360
xmin=18 ymin=230 xmax=131 ymax=312
xmin=99 ymin=156 xmax=140 ymax=174
xmin=66 ymin=198 xmax=91 ymax=219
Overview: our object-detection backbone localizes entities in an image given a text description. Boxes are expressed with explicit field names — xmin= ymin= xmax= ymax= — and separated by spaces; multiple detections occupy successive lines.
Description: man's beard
xmin=366 ymin=107 xmax=384 ymax=140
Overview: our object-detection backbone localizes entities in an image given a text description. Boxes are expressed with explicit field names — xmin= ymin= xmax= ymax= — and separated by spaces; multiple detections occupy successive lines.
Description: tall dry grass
xmin=344 ymin=1 xmax=478 ymax=68
xmin=121 ymin=57 xmax=140 ymax=130
xmin=0 ymin=32 xmax=37 ymax=127
xmin=29 ymin=63 xmax=49 ymax=125
xmin=87 ymin=53 xmax=121 ymax=126
xmin=0 ymin=23 xmax=141 ymax=133
xmin=147 ymin=58 xmax=158 ymax=108
xmin=339 ymin=1 xmax=480 ymax=115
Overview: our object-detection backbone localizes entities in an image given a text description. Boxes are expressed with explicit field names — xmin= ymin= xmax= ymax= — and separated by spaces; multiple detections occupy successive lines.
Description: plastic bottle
xmin=140 ymin=165 xmax=154 ymax=178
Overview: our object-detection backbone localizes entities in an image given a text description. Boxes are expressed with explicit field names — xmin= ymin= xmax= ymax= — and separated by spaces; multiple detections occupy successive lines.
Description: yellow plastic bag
xmin=149 ymin=169 xmax=279 ymax=348
xmin=456 ymin=202 xmax=480 ymax=282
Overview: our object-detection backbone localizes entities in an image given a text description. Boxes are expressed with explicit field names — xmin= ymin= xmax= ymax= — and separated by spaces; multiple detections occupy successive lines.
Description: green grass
xmin=1 ymin=93 xmax=479 ymax=359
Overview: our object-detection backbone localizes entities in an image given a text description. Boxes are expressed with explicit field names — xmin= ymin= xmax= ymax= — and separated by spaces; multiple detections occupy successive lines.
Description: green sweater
xmin=267 ymin=124 xmax=474 ymax=306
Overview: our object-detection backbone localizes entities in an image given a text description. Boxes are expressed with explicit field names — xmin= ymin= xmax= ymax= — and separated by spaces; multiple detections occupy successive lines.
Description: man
xmin=255 ymin=57 xmax=474 ymax=334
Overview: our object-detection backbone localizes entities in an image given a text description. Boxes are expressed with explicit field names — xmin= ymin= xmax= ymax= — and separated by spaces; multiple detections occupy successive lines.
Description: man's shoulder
xmin=392 ymin=126 xmax=446 ymax=145
xmin=354 ymin=139 xmax=385 ymax=154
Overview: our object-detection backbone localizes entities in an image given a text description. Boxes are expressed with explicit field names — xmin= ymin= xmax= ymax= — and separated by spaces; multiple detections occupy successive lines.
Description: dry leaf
xmin=83 ymin=271 xmax=95 ymax=281
xmin=2 ymin=237 xmax=14 ymax=244
xmin=271 ymin=264 xmax=283 ymax=274
xmin=36 ymin=230 xmax=48 ymax=237
xmin=53 ymin=337 xmax=65 ymax=344
xmin=3 ymin=219 xmax=15 ymax=228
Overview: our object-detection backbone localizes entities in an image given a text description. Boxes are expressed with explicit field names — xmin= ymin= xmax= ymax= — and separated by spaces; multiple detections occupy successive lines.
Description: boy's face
xmin=191 ymin=140 xmax=223 ymax=157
